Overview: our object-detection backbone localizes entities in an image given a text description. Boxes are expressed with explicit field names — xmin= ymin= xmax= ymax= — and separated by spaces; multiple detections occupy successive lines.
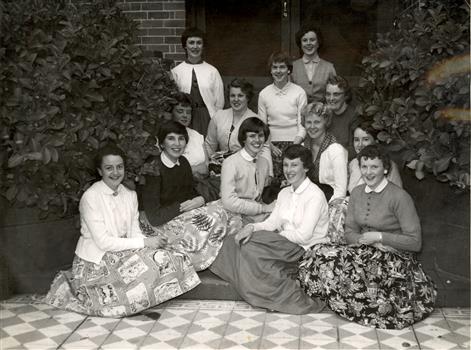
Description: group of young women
xmin=44 ymin=24 xmax=436 ymax=330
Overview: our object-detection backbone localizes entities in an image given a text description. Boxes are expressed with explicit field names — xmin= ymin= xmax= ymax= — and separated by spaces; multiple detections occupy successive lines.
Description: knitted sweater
xmin=345 ymin=182 xmax=421 ymax=252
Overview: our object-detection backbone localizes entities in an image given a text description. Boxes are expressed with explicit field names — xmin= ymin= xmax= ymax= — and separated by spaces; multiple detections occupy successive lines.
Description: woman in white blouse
xmin=45 ymin=145 xmax=200 ymax=317
xmin=302 ymin=102 xmax=348 ymax=202
xmin=171 ymin=27 xmax=224 ymax=136
xmin=210 ymin=144 xmax=327 ymax=314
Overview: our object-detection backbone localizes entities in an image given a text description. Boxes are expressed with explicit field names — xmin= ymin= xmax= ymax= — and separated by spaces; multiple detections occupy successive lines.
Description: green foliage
xmin=356 ymin=0 xmax=470 ymax=191
xmin=0 ymin=0 xmax=177 ymax=217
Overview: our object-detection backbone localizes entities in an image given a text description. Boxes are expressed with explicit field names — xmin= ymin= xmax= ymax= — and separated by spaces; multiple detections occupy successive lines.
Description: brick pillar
xmin=117 ymin=1 xmax=186 ymax=63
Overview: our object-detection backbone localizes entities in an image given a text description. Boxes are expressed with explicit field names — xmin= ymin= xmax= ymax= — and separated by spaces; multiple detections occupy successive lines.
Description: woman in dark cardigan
xmin=298 ymin=145 xmax=436 ymax=329
xmin=138 ymin=121 xmax=229 ymax=271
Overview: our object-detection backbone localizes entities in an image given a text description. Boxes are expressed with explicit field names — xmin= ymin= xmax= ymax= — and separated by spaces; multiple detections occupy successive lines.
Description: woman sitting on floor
xmin=220 ymin=117 xmax=275 ymax=226
xmin=298 ymin=144 xmax=436 ymax=329
xmin=211 ymin=144 xmax=327 ymax=314
xmin=138 ymin=121 xmax=229 ymax=271
xmin=44 ymin=144 xmax=200 ymax=317
xmin=348 ymin=117 xmax=402 ymax=193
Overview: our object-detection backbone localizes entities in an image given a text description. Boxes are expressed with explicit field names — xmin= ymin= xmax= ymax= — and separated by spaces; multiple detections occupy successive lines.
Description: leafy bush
xmin=356 ymin=0 xmax=470 ymax=190
xmin=1 ymin=0 xmax=177 ymax=217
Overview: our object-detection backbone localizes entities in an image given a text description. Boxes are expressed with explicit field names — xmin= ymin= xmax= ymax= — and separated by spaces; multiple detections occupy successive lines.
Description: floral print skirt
xmin=44 ymin=248 xmax=200 ymax=317
xmin=298 ymin=243 xmax=437 ymax=329
xmin=140 ymin=200 xmax=232 ymax=271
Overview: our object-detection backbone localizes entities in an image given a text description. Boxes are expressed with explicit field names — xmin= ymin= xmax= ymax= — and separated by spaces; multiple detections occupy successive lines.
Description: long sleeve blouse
xmin=257 ymin=82 xmax=307 ymax=142
xmin=220 ymin=149 xmax=270 ymax=216
xmin=171 ymin=61 xmax=224 ymax=119
xmin=75 ymin=181 xmax=145 ymax=265
xmin=345 ymin=182 xmax=421 ymax=252
xmin=319 ymin=143 xmax=348 ymax=201
xmin=252 ymin=177 xmax=329 ymax=250
xmin=138 ymin=154 xmax=199 ymax=226
xmin=348 ymin=158 xmax=403 ymax=193
xmin=184 ymin=127 xmax=206 ymax=168
xmin=291 ymin=58 xmax=336 ymax=103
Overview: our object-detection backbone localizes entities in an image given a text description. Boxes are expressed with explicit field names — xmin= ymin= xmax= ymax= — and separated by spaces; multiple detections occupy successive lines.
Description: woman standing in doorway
xmin=171 ymin=27 xmax=224 ymax=136
xmin=291 ymin=24 xmax=336 ymax=103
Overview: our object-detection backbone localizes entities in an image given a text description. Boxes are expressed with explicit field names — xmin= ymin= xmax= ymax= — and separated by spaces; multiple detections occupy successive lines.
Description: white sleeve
xmin=296 ymin=90 xmax=308 ymax=139
xmin=213 ymin=69 xmax=225 ymax=111
xmin=329 ymin=144 xmax=348 ymax=201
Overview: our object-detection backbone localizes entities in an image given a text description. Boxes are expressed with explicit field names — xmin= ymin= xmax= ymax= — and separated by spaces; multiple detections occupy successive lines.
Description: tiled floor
xmin=1 ymin=295 xmax=469 ymax=349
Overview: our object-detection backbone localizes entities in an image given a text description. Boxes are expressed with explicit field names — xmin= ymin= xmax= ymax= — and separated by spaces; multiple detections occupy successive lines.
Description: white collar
xmin=161 ymin=151 xmax=180 ymax=168
xmin=272 ymin=81 xmax=291 ymax=95
xmin=290 ymin=177 xmax=310 ymax=194
xmin=240 ymin=148 xmax=256 ymax=163
xmin=302 ymin=55 xmax=320 ymax=64
xmin=365 ymin=178 xmax=388 ymax=193
xmin=98 ymin=180 xmax=123 ymax=196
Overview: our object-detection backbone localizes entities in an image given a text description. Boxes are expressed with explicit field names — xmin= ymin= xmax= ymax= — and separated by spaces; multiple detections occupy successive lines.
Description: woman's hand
xmin=144 ymin=236 xmax=168 ymax=249
xmin=271 ymin=143 xmax=282 ymax=158
xmin=180 ymin=196 xmax=205 ymax=212
xmin=235 ymin=224 xmax=254 ymax=245
xmin=262 ymin=201 xmax=276 ymax=213
xmin=358 ymin=231 xmax=382 ymax=245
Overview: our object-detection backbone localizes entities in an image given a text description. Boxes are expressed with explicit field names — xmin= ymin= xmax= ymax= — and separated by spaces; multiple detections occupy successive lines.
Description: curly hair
xmin=301 ymin=102 xmax=333 ymax=128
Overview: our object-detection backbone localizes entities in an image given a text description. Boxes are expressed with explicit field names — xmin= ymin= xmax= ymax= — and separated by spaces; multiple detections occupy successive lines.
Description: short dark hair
xmin=267 ymin=51 xmax=293 ymax=74
xmin=357 ymin=144 xmax=391 ymax=172
xmin=295 ymin=24 xmax=323 ymax=52
xmin=283 ymin=144 xmax=313 ymax=171
xmin=94 ymin=144 xmax=126 ymax=170
xmin=237 ymin=117 xmax=270 ymax=147
xmin=228 ymin=78 xmax=254 ymax=102
xmin=326 ymin=75 xmax=353 ymax=104
xmin=351 ymin=117 xmax=378 ymax=140
xmin=180 ymin=27 xmax=206 ymax=48
xmin=172 ymin=92 xmax=193 ymax=109
xmin=157 ymin=120 xmax=189 ymax=146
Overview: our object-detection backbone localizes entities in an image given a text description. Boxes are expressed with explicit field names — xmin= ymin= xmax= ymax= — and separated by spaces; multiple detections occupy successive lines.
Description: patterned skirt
xmin=298 ymin=243 xmax=437 ymax=329
xmin=44 ymin=248 xmax=200 ymax=317
xmin=139 ymin=200 xmax=232 ymax=271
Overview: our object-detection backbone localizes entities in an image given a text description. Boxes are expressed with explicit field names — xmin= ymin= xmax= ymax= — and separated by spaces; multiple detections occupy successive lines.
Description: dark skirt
xmin=210 ymin=230 xmax=325 ymax=314
xmin=298 ymin=243 xmax=437 ymax=329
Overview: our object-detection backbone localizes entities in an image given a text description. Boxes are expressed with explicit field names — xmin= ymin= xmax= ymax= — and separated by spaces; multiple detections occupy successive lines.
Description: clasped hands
xmin=358 ymin=231 xmax=382 ymax=245
xmin=180 ymin=196 xmax=205 ymax=212
xmin=234 ymin=224 xmax=254 ymax=246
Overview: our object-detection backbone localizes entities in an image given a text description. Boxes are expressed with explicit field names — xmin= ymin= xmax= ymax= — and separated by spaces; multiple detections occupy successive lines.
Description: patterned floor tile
xmin=259 ymin=336 xmax=300 ymax=349
xmin=338 ymin=322 xmax=380 ymax=349
xmin=300 ymin=325 xmax=339 ymax=349
xmin=263 ymin=313 xmax=301 ymax=339
xmin=179 ymin=322 xmax=226 ymax=349
xmin=233 ymin=301 xmax=264 ymax=311
xmin=101 ymin=315 xmax=157 ymax=349
xmin=1 ymin=303 xmax=86 ymax=350
xmin=413 ymin=316 xmax=461 ymax=350
xmin=193 ymin=310 xmax=232 ymax=325
xmin=60 ymin=316 xmax=119 ymax=349
xmin=377 ymin=327 xmax=419 ymax=349
xmin=140 ymin=309 xmax=197 ymax=349
xmin=302 ymin=312 xmax=341 ymax=328
xmin=219 ymin=310 xmax=266 ymax=349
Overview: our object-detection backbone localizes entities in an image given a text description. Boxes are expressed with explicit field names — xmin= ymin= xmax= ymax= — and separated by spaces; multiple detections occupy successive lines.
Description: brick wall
xmin=116 ymin=0 xmax=187 ymax=63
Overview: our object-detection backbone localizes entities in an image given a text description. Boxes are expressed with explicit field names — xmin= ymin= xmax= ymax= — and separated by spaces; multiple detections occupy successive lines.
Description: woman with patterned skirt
xmin=298 ymin=145 xmax=436 ymax=329
xmin=138 ymin=121 xmax=229 ymax=271
xmin=44 ymin=144 xmax=200 ymax=317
